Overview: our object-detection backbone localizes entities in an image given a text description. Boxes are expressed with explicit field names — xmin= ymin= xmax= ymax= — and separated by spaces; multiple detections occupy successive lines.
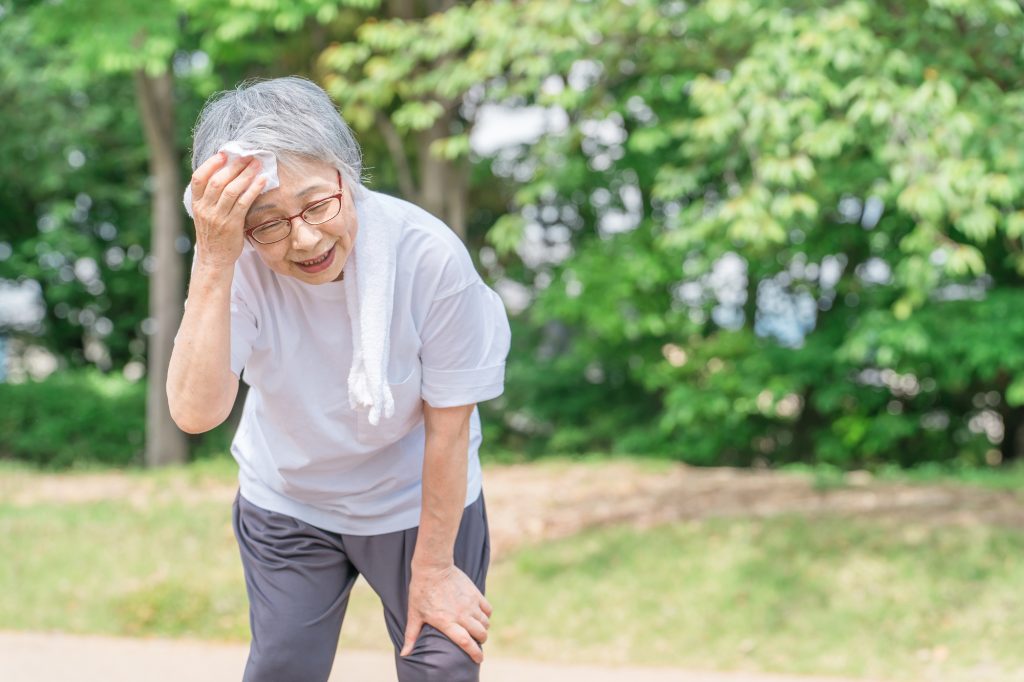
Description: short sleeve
xmin=419 ymin=280 xmax=511 ymax=408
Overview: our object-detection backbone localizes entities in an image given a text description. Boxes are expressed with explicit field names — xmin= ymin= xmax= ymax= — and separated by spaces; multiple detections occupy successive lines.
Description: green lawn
xmin=778 ymin=459 xmax=1024 ymax=492
xmin=491 ymin=515 xmax=1024 ymax=681
xmin=3 ymin=460 xmax=1024 ymax=681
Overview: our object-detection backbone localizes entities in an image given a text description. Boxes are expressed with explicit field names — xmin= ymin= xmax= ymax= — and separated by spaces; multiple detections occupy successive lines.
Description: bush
xmin=0 ymin=370 xmax=146 ymax=468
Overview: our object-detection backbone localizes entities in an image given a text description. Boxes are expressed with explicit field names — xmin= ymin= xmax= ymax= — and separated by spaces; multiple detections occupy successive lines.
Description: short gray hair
xmin=190 ymin=77 xmax=363 ymax=189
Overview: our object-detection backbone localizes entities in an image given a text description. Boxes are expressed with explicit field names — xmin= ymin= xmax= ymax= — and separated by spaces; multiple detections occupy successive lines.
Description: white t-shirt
xmin=215 ymin=188 xmax=510 ymax=535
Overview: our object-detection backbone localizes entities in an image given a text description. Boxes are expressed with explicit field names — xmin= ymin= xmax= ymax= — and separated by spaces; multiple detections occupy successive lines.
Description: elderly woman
xmin=167 ymin=77 xmax=510 ymax=682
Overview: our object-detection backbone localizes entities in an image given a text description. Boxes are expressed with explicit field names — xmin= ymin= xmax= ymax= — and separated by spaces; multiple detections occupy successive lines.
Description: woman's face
xmin=245 ymin=159 xmax=357 ymax=284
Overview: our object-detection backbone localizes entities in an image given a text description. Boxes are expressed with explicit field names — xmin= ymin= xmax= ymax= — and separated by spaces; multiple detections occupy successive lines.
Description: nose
xmin=289 ymin=217 xmax=322 ymax=251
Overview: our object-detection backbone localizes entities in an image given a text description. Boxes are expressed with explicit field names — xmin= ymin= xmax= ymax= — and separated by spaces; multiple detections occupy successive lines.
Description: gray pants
xmin=232 ymin=491 xmax=490 ymax=682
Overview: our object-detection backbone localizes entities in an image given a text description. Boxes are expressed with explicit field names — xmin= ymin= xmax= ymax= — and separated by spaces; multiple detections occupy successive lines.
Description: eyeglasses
xmin=244 ymin=172 xmax=344 ymax=245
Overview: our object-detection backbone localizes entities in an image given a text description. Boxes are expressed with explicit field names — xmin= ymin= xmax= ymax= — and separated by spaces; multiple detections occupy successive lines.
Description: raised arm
xmin=167 ymin=152 xmax=265 ymax=433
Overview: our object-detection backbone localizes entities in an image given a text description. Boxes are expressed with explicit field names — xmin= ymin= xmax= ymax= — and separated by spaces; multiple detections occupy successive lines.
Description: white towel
xmin=182 ymin=142 xmax=400 ymax=426
xmin=182 ymin=141 xmax=280 ymax=219
xmin=345 ymin=190 xmax=401 ymax=426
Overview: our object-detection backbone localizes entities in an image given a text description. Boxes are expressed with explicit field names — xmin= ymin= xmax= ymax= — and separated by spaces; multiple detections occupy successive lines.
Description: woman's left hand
xmin=400 ymin=563 xmax=492 ymax=663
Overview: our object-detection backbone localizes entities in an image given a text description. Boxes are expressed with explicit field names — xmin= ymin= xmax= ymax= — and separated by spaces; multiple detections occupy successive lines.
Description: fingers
xmin=464 ymin=616 xmax=489 ymax=645
xmin=400 ymin=612 xmax=424 ymax=658
xmin=480 ymin=597 xmax=493 ymax=618
xmin=193 ymin=153 xmax=251 ymax=218
xmin=218 ymin=158 xmax=264 ymax=217
xmin=205 ymin=154 xmax=250 ymax=196
xmin=442 ymin=623 xmax=484 ymax=664
xmin=189 ymin=152 xmax=226 ymax=204
xmin=234 ymin=175 xmax=268 ymax=221
xmin=188 ymin=154 xmax=264 ymax=267
xmin=211 ymin=157 xmax=260 ymax=212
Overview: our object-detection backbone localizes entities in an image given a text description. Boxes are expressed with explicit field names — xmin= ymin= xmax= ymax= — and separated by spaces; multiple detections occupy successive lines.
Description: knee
xmin=245 ymin=636 xmax=335 ymax=682
xmin=424 ymin=648 xmax=479 ymax=682
xmin=396 ymin=627 xmax=480 ymax=682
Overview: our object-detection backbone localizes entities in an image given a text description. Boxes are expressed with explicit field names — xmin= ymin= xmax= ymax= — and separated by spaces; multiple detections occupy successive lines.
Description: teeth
xmin=299 ymin=250 xmax=329 ymax=266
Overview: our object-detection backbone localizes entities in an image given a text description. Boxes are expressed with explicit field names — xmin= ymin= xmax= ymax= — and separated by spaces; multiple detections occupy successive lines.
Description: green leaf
xmin=956 ymin=206 xmax=999 ymax=243
xmin=486 ymin=214 xmax=525 ymax=257
xmin=429 ymin=134 xmax=470 ymax=161
xmin=897 ymin=183 xmax=946 ymax=222
xmin=1006 ymin=211 xmax=1024 ymax=240
xmin=392 ymin=100 xmax=444 ymax=131
xmin=945 ymin=245 xmax=986 ymax=277
xmin=628 ymin=127 xmax=671 ymax=154
xmin=1007 ymin=377 xmax=1024 ymax=407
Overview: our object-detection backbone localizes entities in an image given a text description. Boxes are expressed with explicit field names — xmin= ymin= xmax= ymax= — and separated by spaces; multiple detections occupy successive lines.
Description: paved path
xmin=0 ymin=631 xmax=882 ymax=682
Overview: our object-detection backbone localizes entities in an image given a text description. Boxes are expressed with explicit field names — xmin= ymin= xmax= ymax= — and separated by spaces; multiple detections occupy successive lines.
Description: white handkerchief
xmin=183 ymin=141 xmax=280 ymax=218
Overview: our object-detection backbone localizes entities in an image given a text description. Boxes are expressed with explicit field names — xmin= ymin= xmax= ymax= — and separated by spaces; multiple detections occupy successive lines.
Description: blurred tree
xmin=3 ymin=0 xmax=379 ymax=465
xmin=6 ymin=0 xmax=1023 ymax=469
xmin=0 ymin=17 xmax=152 ymax=370
xmin=328 ymin=0 xmax=1024 ymax=466
xmin=317 ymin=0 xmax=577 ymax=237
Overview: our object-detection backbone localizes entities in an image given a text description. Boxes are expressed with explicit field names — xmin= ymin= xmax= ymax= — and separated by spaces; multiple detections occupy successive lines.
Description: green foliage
xmin=7 ymin=0 xmax=1024 ymax=470
xmin=0 ymin=0 xmax=380 ymax=371
xmin=0 ymin=12 xmax=154 ymax=368
xmin=393 ymin=0 xmax=1024 ymax=467
xmin=0 ymin=372 xmax=146 ymax=468
xmin=0 ymin=368 xmax=239 ymax=467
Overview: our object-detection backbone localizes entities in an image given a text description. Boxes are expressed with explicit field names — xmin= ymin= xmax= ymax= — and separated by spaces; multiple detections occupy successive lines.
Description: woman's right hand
xmin=189 ymin=152 xmax=267 ymax=269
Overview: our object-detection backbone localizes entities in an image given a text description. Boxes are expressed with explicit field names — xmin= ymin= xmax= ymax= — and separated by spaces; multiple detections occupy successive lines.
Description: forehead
xmin=249 ymin=160 xmax=338 ymax=216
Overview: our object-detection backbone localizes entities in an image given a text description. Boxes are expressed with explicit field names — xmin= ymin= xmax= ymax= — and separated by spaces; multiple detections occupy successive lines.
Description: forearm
xmin=413 ymin=406 xmax=472 ymax=570
xmin=166 ymin=260 xmax=238 ymax=433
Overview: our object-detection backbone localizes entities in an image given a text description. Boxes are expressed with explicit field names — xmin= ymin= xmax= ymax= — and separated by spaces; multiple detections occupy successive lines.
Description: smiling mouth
xmin=293 ymin=244 xmax=337 ymax=273
xmin=296 ymin=250 xmax=331 ymax=266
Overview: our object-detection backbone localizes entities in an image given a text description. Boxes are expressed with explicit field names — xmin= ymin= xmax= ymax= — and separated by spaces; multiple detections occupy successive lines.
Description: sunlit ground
xmin=3 ymin=459 xmax=1024 ymax=681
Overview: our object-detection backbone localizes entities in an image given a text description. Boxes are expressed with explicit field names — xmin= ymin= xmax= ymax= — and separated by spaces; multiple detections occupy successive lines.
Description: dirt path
xmin=484 ymin=462 xmax=1024 ymax=557
xmin=4 ymin=460 xmax=1022 ymax=560
xmin=0 ymin=631 xmax=885 ymax=682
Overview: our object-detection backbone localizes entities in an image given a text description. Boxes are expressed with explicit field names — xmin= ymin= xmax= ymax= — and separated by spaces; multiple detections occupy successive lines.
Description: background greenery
xmin=1 ymin=0 xmax=1023 ymax=472
xmin=3 ymin=6 xmax=1022 ymax=679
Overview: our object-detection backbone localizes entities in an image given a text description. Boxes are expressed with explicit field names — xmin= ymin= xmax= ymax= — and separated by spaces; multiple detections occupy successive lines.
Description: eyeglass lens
xmin=250 ymin=197 xmax=342 ymax=244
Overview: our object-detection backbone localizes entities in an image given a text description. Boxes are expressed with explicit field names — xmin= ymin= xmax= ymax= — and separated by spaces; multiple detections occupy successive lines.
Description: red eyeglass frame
xmin=244 ymin=171 xmax=345 ymax=243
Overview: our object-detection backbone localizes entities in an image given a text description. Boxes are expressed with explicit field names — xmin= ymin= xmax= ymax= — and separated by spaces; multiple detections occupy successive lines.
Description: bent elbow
xmin=166 ymin=373 xmax=238 ymax=435
xmin=168 ymin=397 xmax=229 ymax=434
xmin=170 ymin=409 xmax=217 ymax=435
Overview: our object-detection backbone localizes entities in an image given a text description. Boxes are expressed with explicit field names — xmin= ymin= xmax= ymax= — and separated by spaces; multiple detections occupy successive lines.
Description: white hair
xmin=190 ymin=76 xmax=363 ymax=189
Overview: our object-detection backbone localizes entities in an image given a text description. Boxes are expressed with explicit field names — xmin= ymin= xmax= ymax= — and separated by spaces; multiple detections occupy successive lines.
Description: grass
xmin=0 ymin=499 xmax=246 ymax=639
xmin=489 ymin=516 xmax=1024 ymax=681
xmin=779 ymin=460 xmax=1024 ymax=492
xmin=4 ymin=458 xmax=1024 ymax=681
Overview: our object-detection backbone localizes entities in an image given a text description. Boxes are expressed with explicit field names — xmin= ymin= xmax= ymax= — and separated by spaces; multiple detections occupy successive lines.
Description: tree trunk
xmin=447 ymin=156 xmax=468 ymax=240
xmin=417 ymin=120 xmax=446 ymax=221
xmin=416 ymin=114 xmax=467 ymax=239
xmin=388 ymin=0 xmax=416 ymax=19
xmin=135 ymin=68 xmax=188 ymax=467
xmin=743 ymin=257 xmax=759 ymax=330
xmin=1002 ymin=405 xmax=1024 ymax=464
xmin=386 ymin=0 xmax=469 ymax=240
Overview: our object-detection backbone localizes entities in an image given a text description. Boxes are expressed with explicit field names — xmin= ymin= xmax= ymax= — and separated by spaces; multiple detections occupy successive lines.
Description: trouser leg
xmin=232 ymin=492 xmax=359 ymax=682
xmin=342 ymin=492 xmax=491 ymax=682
